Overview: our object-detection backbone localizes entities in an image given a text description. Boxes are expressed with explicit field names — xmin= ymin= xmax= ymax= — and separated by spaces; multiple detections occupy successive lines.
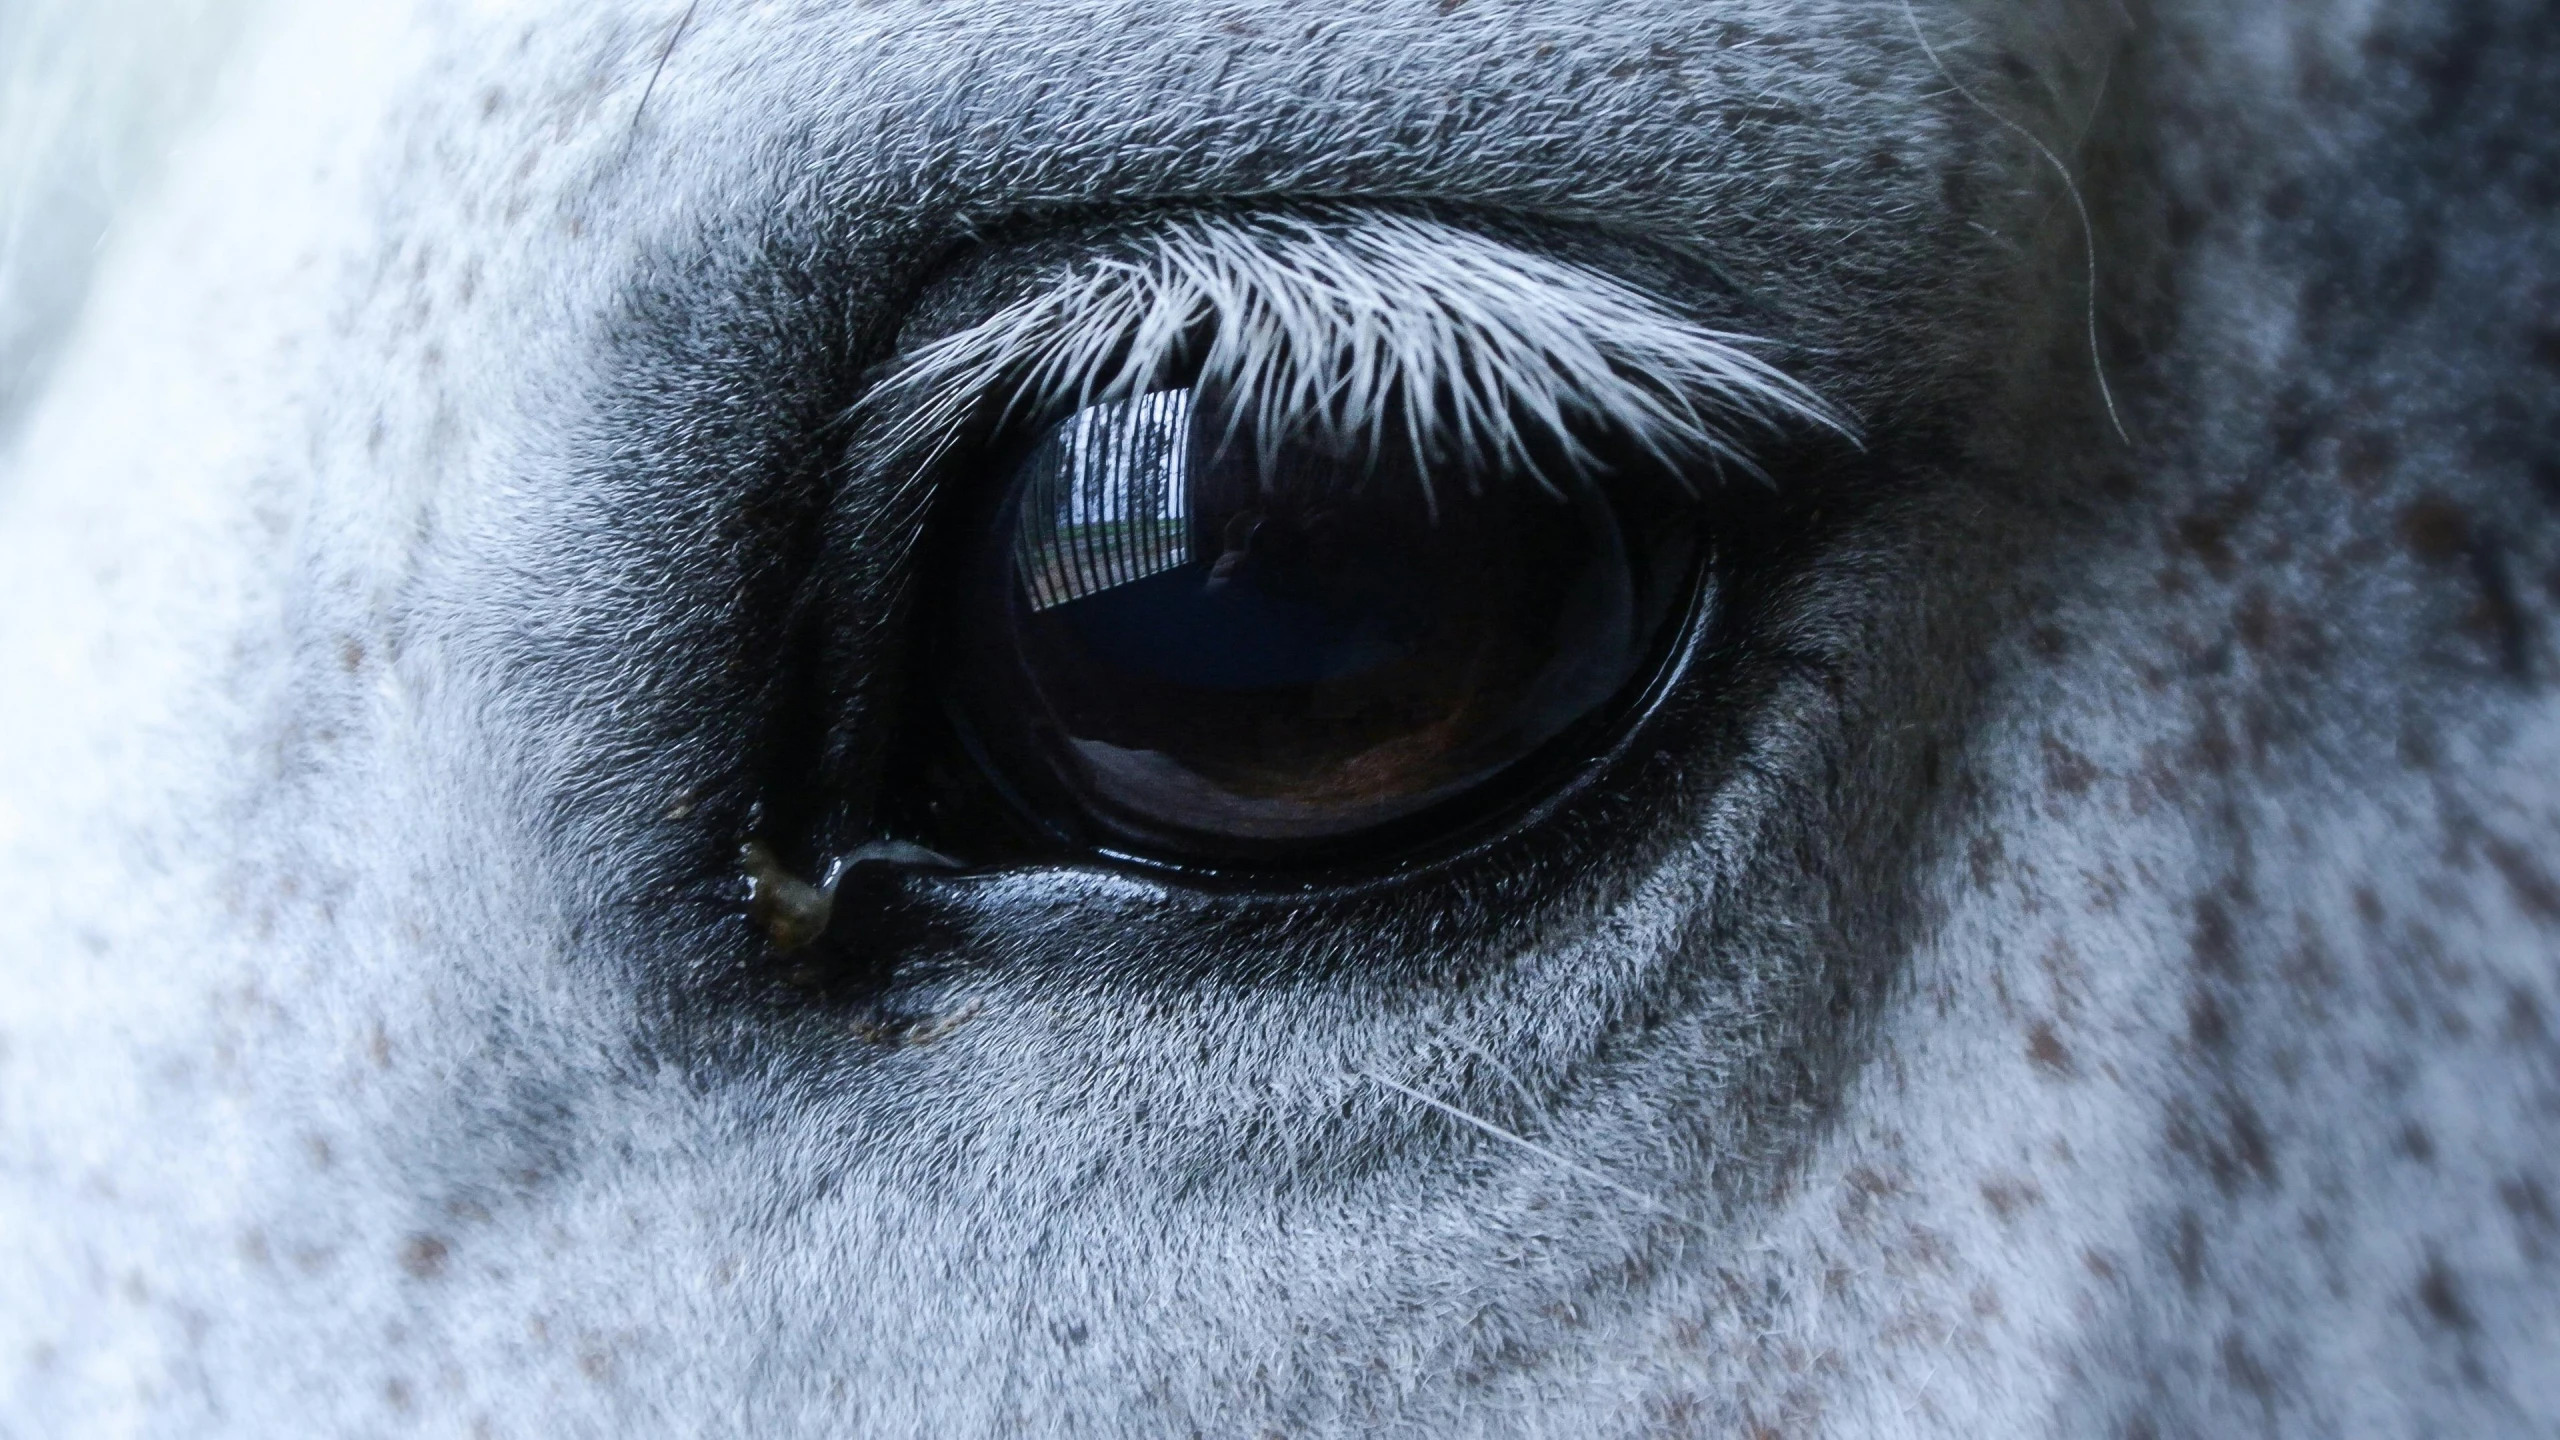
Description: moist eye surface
xmin=935 ymin=384 xmax=1704 ymax=864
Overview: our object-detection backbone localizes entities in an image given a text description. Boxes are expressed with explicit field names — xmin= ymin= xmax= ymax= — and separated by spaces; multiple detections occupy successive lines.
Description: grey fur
xmin=0 ymin=0 xmax=2554 ymax=1435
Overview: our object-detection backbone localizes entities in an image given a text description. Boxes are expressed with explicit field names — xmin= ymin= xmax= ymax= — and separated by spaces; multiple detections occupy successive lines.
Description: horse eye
xmin=918 ymin=386 xmax=1705 ymax=869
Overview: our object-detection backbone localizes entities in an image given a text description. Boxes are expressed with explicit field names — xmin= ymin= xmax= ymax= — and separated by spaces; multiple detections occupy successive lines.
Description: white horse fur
xmin=1 ymin=0 xmax=2554 ymax=1435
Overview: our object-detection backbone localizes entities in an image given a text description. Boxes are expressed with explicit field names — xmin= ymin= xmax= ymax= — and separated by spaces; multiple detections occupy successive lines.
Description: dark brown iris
xmin=936 ymin=387 xmax=1702 ymax=865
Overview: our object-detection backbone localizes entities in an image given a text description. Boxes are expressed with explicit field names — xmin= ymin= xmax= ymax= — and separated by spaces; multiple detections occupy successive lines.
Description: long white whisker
xmin=1431 ymin=1026 xmax=1555 ymax=1135
xmin=1354 ymin=1069 xmax=1697 ymax=1231
xmin=1901 ymin=0 xmax=2129 ymax=444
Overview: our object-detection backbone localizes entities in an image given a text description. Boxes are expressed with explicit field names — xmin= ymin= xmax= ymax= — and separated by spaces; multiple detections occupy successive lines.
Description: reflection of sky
xmin=1019 ymin=390 xmax=1198 ymax=611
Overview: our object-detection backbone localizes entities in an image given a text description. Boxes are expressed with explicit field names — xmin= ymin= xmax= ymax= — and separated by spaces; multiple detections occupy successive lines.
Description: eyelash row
xmin=869 ymin=207 xmax=1858 ymax=504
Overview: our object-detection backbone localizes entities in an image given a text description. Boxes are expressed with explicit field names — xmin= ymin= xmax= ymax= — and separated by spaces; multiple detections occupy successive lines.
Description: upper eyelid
xmin=869 ymin=208 xmax=1858 ymax=493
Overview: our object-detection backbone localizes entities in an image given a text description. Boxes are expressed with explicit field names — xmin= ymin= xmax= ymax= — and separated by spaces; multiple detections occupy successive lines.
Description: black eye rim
xmin=868 ymin=394 xmax=1749 ymax=892
xmin=814 ymin=203 xmax=1867 ymax=904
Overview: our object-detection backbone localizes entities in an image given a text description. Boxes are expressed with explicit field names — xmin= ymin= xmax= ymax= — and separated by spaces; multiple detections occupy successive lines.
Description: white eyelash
xmin=873 ymin=208 xmax=1856 ymax=501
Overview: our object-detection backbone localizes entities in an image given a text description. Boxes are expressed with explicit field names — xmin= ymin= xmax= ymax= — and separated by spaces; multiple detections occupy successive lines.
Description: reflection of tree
xmin=1017 ymin=390 xmax=1198 ymax=610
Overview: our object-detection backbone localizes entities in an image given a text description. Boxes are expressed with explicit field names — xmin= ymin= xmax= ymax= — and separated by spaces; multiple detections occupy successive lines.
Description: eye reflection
xmin=943 ymin=387 xmax=1702 ymax=863
xmin=1014 ymin=390 xmax=1201 ymax=611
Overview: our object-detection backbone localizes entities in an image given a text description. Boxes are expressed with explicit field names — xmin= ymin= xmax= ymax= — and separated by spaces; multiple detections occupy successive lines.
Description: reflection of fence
xmin=1016 ymin=389 xmax=1196 ymax=611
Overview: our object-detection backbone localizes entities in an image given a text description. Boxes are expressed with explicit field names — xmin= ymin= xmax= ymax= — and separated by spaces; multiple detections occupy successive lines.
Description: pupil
xmin=952 ymin=387 xmax=1696 ymax=860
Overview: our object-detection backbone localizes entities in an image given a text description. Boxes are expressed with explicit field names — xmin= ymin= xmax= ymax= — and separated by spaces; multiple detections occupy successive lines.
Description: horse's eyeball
xmin=923 ymin=386 xmax=1704 ymax=869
